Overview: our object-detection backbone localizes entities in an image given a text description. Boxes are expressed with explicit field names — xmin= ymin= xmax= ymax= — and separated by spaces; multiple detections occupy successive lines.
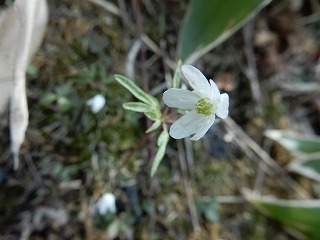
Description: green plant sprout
xmin=114 ymin=74 xmax=168 ymax=177
xmin=115 ymin=64 xmax=229 ymax=177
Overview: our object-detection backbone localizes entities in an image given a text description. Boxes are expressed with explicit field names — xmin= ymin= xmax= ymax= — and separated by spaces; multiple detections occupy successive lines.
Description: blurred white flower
xmin=96 ymin=193 xmax=116 ymax=215
xmin=163 ymin=65 xmax=229 ymax=141
xmin=87 ymin=94 xmax=106 ymax=113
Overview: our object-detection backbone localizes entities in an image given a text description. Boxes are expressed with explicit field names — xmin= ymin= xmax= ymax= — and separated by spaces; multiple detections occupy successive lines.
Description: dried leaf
xmin=0 ymin=0 xmax=48 ymax=168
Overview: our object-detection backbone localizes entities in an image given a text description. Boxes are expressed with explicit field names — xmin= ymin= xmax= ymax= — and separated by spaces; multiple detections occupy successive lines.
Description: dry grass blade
xmin=177 ymin=140 xmax=200 ymax=233
xmin=243 ymin=20 xmax=264 ymax=112
xmin=87 ymin=0 xmax=120 ymax=16
xmin=125 ymin=39 xmax=142 ymax=81
xmin=141 ymin=34 xmax=176 ymax=69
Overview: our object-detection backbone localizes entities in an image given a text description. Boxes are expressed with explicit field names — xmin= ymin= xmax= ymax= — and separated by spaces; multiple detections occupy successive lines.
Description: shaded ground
xmin=0 ymin=0 xmax=320 ymax=239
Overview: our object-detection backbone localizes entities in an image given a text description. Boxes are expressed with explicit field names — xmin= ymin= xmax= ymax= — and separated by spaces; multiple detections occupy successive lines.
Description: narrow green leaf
xmin=145 ymin=119 xmax=161 ymax=133
xmin=123 ymin=102 xmax=153 ymax=113
xmin=244 ymin=189 xmax=320 ymax=239
xmin=287 ymin=153 xmax=320 ymax=182
xmin=151 ymin=130 xmax=169 ymax=177
xmin=179 ymin=0 xmax=270 ymax=63
xmin=157 ymin=129 xmax=169 ymax=146
xmin=114 ymin=74 xmax=159 ymax=107
xmin=145 ymin=110 xmax=161 ymax=121
xmin=172 ymin=59 xmax=182 ymax=88
xmin=265 ymin=130 xmax=320 ymax=155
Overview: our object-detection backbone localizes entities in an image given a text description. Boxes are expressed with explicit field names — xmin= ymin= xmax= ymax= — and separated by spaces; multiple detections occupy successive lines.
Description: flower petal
xmin=208 ymin=79 xmax=220 ymax=105
xmin=190 ymin=114 xmax=215 ymax=141
xmin=163 ymin=88 xmax=200 ymax=109
xmin=215 ymin=93 xmax=229 ymax=119
xmin=169 ymin=110 xmax=204 ymax=139
xmin=181 ymin=65 xmax=209 ymax=92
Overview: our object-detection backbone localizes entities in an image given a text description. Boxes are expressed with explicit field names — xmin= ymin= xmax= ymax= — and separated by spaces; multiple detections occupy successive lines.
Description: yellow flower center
xmin=195 ymin=97 xmax=213 ymax=116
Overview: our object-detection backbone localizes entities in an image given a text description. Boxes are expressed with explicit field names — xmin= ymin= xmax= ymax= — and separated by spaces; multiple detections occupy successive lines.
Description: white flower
xmin=163 ymin=65 xmax=229 ymax=141
xmin=87 ymin=94 xmax=106 ymax=113
xmin=96 ymin=193 xmax=116 ymax=215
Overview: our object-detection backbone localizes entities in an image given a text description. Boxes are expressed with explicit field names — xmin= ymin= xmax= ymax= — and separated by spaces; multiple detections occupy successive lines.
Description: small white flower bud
xmin=87 ymin=94 xmax=106 ymax=113
xmin=96 ymin=193 xmax=116 ymax=215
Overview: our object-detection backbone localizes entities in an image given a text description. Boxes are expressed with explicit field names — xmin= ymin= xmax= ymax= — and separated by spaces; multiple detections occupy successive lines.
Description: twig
xmin=253 ymin=161 xmax=266 ymax=195
xmin=177 ymin=140 xmax=200 ymax=233
xmin=149 ymin=82 xmax=167 ymax=96
xmin=243 ymin=20 xmax=264 ymax=112
xmin=141 ymin=34 xmax=176 ymax=69
xmin=117 ymin=0 xmax=134 ymax=33
xmin=131 ymin=0 xmax=148 ymax=88
xmin=25 ymin=153 xmax=42 ymax=184
xmin=142 ymin=0 xmax=157 ymax=17
xmin=253 ymin=138 xmax=272 ymax=194
xmin=163 ymin=56 xmax=173 ymax=87
xmin=20 ymin=212 xmax=32 ymax=240
xmin=125 ymin=39 xmax=142 ymax=81
xmin=184 ymin=138 xmax=194 ymax=176
xmin=87 ymin=0 xmax=120 ymax=16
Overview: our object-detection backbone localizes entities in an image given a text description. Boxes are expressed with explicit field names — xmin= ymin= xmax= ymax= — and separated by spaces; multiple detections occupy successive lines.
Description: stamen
xmin=195 ymin=97 xmax=213 ymax=116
